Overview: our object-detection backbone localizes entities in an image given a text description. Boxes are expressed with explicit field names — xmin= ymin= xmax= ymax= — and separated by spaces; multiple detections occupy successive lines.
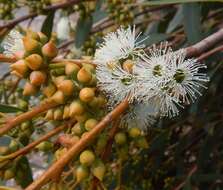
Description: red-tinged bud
xmin=30 ymin=71 xmax=47 ymax=86
xmin=10 ymin=59 xmax=29 ymax=77
xmin=25 ymin=54 xmax=43 ymax=70
xmin=57 ymin=80 xmax=74 ymax=96
xmin=42 ymin=41 xmax=58 ymax=58
xmin=23 ymin=82 xmax=38 ymax=96
xmin=14 ymin=50 xmax=24 ymax=59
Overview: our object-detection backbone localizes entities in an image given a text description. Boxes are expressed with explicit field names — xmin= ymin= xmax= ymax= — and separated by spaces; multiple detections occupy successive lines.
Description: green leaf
xmin=41 ymin=11 xmax=55 ymax=38
xmin=166 ymin=6 xmax=184 ymax=33
xmin=15 ymin=156 xmax=33 ymax=188
xmin=0 ymin=104 xmax=23 ymax=113
xmin=75 ymin=16 xmax=93 ymax=48
xmin=182 ymin=3 xmax=202 ymax=45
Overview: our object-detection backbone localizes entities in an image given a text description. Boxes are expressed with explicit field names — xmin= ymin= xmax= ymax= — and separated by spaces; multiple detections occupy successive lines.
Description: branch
xmin=25 ymin=98 xmax=129 ymax=190
xmin=197 ymin=44 xmax=223 ymax=61
xmin=0 ymin=54 xmax=17 ymax=63
xmin=185 ymin=28 xmax=223 ymax=58
xmin=0 ymin=102 xmax=58 ymax=136
xmin=0 ymin=121 xmax=73 ymax=162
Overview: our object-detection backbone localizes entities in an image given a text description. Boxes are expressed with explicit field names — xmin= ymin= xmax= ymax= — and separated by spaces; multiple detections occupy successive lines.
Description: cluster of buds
xmin=73 ymin=1 xmax=97 ymax=19
xmin=0 ymin=0 xmax=17 ymax=20
xmin=106 ymin=0 xmax=135 ymax=26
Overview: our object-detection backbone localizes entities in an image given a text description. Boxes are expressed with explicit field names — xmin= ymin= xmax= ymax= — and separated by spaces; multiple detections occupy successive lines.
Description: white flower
xmin=2 ymin=30 xmax=24 ymax=56
xmin=56 ymin=16 xmax=70 ymax=40
xmin=96 ymin=64 xmax=139 ymax=105
xmin=94 ymin=25 xmax=146 ymax=65
xmin=121 ymin=102 xmax=157 ymax=131
xmin=168 ymin=49 xmax=209 ymax=104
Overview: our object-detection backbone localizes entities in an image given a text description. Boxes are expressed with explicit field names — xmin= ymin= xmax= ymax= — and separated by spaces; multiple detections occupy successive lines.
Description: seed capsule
xmin=10 ymin=60 xmax=29 ymax=77
xmin=92 ymin=160 xmax=106 ymax=181
xmin=77 ymin=67 xmax=92 ymax=83
xmin=71 ymin=122 xmax=83 ymax=136
xmin=75 ymin=113 xmax=88 ymax=123
xmin=23 ymin=37 xmax=40 ymax=52
xmin=30 ymin=71 xmax=47 ymax=86
xmin=36 ymin=141 xmax=53 ymax=151
xmin=79 ymin=150 xmax=95 ymax=166
xmin=115 ymin=132 xmax=127 ymax=145
xmin=42 ymin=83 xmax=57 ymax=98
xmin=79 ymin=88 xmax=95 ymax=102
xmin=128 ymin=127 xmax=141 ymax=138
xmin=76 ymin=165 xmax=89 ymax=182
xmin=65 ymin=62 xmax=80 ymax=76
xmin=57 ymin=80 xmax=74 ymax=96
xmin=42 ymin=41 xmax=58 ymax=58
xmin=85 ymin=118 xmax=98 ymax=131
xmin=3 ymin=168 xmax=15 ymax=180
xmin=9 ymin=140 xmax=19 ymax=152
xmin=25 ymin=54 xmax=43 ymax=70
xmin=50 ymin=91 xmax=65 ymax=104
xmin=23 ymin=82 xmax=38 ymax=96
xmin=69 ymin=100 xmax=85 ymax=116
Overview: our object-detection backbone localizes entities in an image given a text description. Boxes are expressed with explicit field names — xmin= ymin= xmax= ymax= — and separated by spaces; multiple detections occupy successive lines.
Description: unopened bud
xmin=57 ymin=80 xmax=74 ymax=96
xmin=38 ymin=32 xmax=48 ymax=44
xmin=45 ymin=109 xmax=54 ymax=120
xmin=50 ymin=90 xmax=65 ymax=104
xmin=63 ymin=105 xmax=70 ymax=119
xmin=42 ymin=83 xmax=57 ymax=98
xmin=77 ymin=67 xmax=92 ymax=83
xmin=92 ymin=160 xmax=106 ymax=181
xmin=10 ymin=59 xmax=29 ymax=77
xmin=79 ymin=150 xmax=95 ymax=166
xmin=53 ymin=108 xmax=63 ymax=120
xmin=65 ymin=62 xmax=80 ymax=76
xmin=25 ymin=54 xmax=43 ymax=70
xmin=23 ymin=37 xmax=40 ymax=52
xmin=84 ymin=118 xmax=98 ymax=131
xmin=23 ymin=82 xmax=38 ymax=96
xmin=69 ymin=100 xmax=85 ymax=116
xmin=42 ymin=41 xmax=58 ymax=58
xmin=76 ymin=165 xmax=89 ymax=182
xmin=30 ymin=71 xmax=47 ymax=86
xmin=79 ymin=88 xmax=95 ymax=102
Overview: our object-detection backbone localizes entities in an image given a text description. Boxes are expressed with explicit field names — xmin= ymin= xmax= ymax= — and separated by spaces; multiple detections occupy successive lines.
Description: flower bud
xmin=65 ymin=63 xmax=80 ymax=76
xmin=21 ymin=121 xmax=32 ymax=131
xmin=69 ymin=100 xmax=85 ymax=116
xmin=30 ymin=71 xmax=47 ymax=86
xmin=92 ymin=160 xmax=106 ymax=181
xmin=23 ymin=82 xmax=38 ymax=96
xmin=115 ymin=132 xmax=127 ymax=145
xmin=63 ymin=105 xmax=70 ymax=119
xmin=53 ymin=76 xmax=66 ymax=88
xmin=122 ymin=59 xmax=134 ymax=73
xmin=10 ymin=59 xmax=29 ymax=77
xmin=38 ymin=32 xmax=48 ymax=44
xmin=57 ymin=80 xmax=74 ymax=96
xmin=128 ymin=127 xmax=141 ymax=138
xmin=42 ymin=41 xmax=58 ymax=58
xmin=77 ymin=67 xmax=92 ymax=83
xmin=84 ymin=118 xmax=98 ymax=131
xmin=18 ymin=99 xmax=28 ymax=110
xmin=54 ymin=108 xmax=63 ymax=120
xmin=25 ymin=54 xmax=43 ymax=70
xmin=36 ymin=141 xmax=53 ymax=152
xmin=55 ymin=148 xmax=67 ymax=160
xmin=79 ymin=88 xmax=95 ymax=102
xmin=75 ymin=113 xmax=88 ymax=123
xmin=23 ymin=37 xmax=40 ymax=52
xmin=76 ymin=165 xmax=89 ymax=182
xmin=50 ymin=90 xmax=65 ymax=104
xmin=26 ymin=29 xmax=39 ymax=40
xmin=9 ymin=140 xmax=19 ymax=152
xmin=71 ymin=122 xmax=83 ymax=136
xmin=79 ymin=150 xmax=95 ymax=166
xmin=45 ymin=109 xmax=54 ymax=120
xmin=3 ymin=168 xmax=15 ymax=180
xmin=42 ymin=83 xmax=57 ymax=98
xmin=136 ymin=137 xmax=149 ymax=149
xmin=0 ymin=146 xmax=9 ymax=156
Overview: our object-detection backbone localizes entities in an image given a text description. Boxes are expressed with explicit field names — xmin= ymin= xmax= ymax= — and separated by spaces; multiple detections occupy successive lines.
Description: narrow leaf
xmin=41 ymin=11 xmax=55 ymax=38
xmin=0 ymin=104 xmax=23 ymax=113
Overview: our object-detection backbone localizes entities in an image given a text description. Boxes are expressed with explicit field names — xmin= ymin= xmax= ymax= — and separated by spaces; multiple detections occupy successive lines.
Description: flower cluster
xmin=94 ymin=26 xmax=209 ymax=130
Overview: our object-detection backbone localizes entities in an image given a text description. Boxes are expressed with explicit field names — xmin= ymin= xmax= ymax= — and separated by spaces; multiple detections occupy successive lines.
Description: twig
xmin=25 ymin=98 xmax=129 ymax=190
xmin=0 ymin=102 xmax=58 ymax=136
xmin=0 ymin=121 xmax=73 ymax=162
xmin=0 ymin=54 xmax=17 ymax=63
xmin=173 ymin=165 xmax=198 ymax=190
xmin=197 ymin=44 xmax=223 ymax=61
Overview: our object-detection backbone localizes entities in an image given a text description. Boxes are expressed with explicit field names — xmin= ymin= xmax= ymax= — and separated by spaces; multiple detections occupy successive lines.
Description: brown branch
xmin=173 ymin=165 xmax=198 ymax=190
xmin=25 ymin=98 xmax=129 ymax=190
xmin=0 ymin=13 xmax=37 ymax=31
xmin=197 ymin=44 xmax=223 ymax=61
xmin=0 ymin=121 xmax=73 ymax=162
xmin=0 ymin=102 xmax=58 ymax=136
xmin=185 ymin=28 xmax=223 ymax=58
